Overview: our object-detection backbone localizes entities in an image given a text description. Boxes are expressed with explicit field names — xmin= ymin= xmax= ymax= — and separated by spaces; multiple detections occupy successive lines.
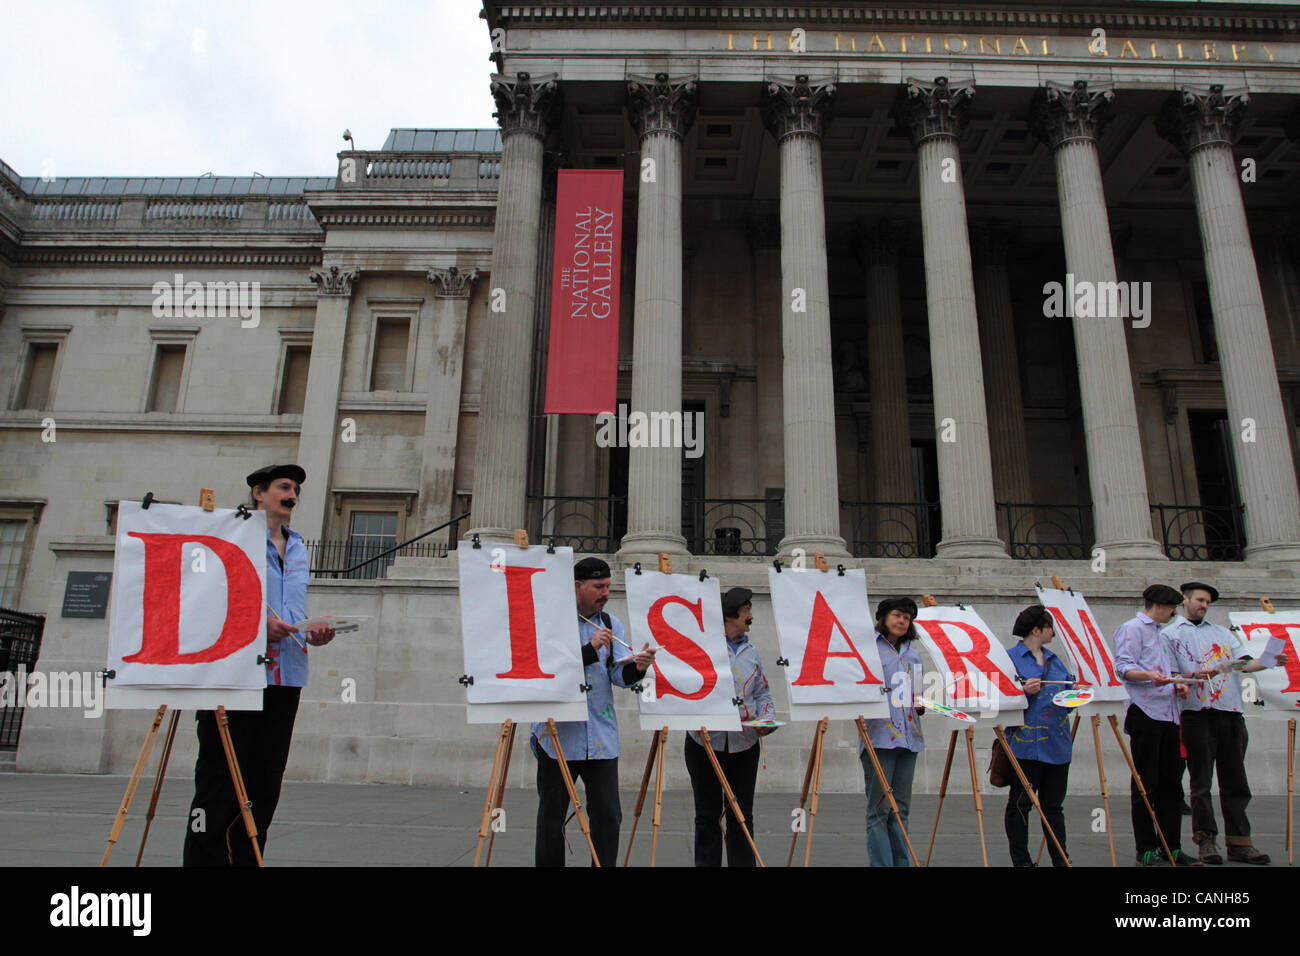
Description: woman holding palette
xmin=1003 ymin=604 xmax=1076 ymax=867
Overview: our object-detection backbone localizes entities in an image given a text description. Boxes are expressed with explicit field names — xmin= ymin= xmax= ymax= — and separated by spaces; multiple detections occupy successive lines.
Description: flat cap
xmin=721 ymin=587 xmax=754 ymax=618
xmin=574 ymin=556 xmax=611 ymax=581
xmin=246 ymin=463 xmax=306 ymax=488
xmin=1142 ymin=584 xmax=1184 ymax=607
xmin=1180 ymin=581 xmax=1220 ymax=603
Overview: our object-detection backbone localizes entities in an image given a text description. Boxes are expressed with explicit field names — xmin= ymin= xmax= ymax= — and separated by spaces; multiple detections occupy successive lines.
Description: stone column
xmin=617 ymin=73 xmax=697 ymax=560
xmin=1158 ymin=85 xmax=1300 ymax=561
xmin=296 ymin=264 xmax=358 ymax=544
xmin=761 ymin=75 xmax=849 ymax=559
xmin=1029 ymin=80 xmax=1164 ymax=560
xmin=749 ymin=214 xmax=785 ymax=496
xmin=971 ymin=222 xmax=1033 ymax=509
xmin=418 ymin=267 xmax=477 ymax=532
xmin=895 ymin=77 xmax=1004 ymax=558
xmin=468 ymin=72 xmax=558 ymax=543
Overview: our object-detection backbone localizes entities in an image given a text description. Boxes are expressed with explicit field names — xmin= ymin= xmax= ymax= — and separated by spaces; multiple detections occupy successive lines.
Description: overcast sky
xmin=1 ymin=0 xmax=497 ymax=179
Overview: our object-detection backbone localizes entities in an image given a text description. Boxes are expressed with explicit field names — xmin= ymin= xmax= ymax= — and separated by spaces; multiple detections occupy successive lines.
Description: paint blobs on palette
xmin=915 ymin=698 xmax=976 ymax=723
xmin=1051 ymin=688 xmax=1094 ymax=708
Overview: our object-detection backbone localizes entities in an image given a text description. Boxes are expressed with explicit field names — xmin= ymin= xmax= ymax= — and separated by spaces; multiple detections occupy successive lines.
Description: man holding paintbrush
xmin=530 ymin=556 xmax=655 ymax=866
xmin=182 ymin=463 xmax=335 ymax=866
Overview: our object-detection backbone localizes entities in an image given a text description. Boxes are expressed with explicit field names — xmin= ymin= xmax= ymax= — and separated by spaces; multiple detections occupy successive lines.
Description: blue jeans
xmin=860 ymin=747 xmax=917 ymax=867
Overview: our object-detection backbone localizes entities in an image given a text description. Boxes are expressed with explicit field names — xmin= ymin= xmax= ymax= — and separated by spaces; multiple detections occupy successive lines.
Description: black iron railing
xmin=307 ymin=512 xmax=469 ymax=579
xmin=683 ymin=498 xmax=776 ymax=556
xmin=997 ymin=502 xmax=1093 ymax=561
xmin=528 ymin=496 xmax=626 ymax=553
xmin=842 ymin=501 xmax=941 ymax=558
xmin=1151 ymin=503 xmax=1246 ymax=561
xmin=0 ymin=608 xmax=44 ymax=750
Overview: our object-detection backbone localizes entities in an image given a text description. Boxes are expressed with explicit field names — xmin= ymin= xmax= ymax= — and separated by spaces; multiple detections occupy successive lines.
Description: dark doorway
xmin=1187 ymin=409 xmax=1246 ymax=558
xmin=681 ymin=402 xmax=706 ymax=551
xmin=911 ymin=440 xmax=941 ymax=557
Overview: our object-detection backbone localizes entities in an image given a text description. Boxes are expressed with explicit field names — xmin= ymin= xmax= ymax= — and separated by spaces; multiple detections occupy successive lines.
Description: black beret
xmin=1143 ymin=584 xmax=1184 ymax=607
xmin=721 ymin=587 xmax=754 ymax=618
xmin=246 ymin=463 xmax=306 ymax=488
xmin=1013 ymin=604 xmax=1052 ymax=637
xmin=876 ymin=597 xmax=918 ymax=621
xmin=1180 ymin=581 xmax=1220 ymax=603
xmin=574 ymin=556 xmax=611 ymax=581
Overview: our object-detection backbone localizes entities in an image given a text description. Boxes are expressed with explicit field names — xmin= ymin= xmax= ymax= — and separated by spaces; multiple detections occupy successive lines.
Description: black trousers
xmin=1125 ymin=704 xmax=1185 ymax=857
xmin=182 ymin=686 xmax=301 ymax=867
xmin=1181 ymin=708 xmax=1252 ymax=843
xmin=534 ymin=748 xmax=621 ymax=867
xmin=684 ymin=734 xmax=760 ymax=868
xmin=1004 ymin=758 xmax=1070 ymax=867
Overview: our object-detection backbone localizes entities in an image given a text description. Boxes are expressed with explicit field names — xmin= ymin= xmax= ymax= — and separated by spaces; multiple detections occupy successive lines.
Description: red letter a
xmin=495 ymin=565 xmax=553 ymax=679
xmin=792 ymin=591 xmax=882 ymax=686
xmin=122 ymin=532 xmax=261 ymax=664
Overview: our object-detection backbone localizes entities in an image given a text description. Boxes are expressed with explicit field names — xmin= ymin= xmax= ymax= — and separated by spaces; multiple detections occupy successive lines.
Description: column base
xmin=934 ymin=536 xmax=1008 ymax=559
xmin=776 ymin=533 xmax=851 ymax=562
xmin=1243 ymin=541 xmax=1300 ymax=564
xmin=616 ymin=530 xmax=690 ymax=565
xmin=1093 ymin=537 xmax=1167 ymax=561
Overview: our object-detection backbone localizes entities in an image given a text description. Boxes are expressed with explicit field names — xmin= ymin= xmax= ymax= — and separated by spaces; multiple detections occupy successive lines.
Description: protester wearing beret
xmin=1165 ymin=582 xmax=1281 ymax=865
xmin=530 ymin=557 xmax=656 ymax=866
xmin=685 ymin=587 xmax=776 ymax=867
xmin=1113 ymin=584 xmax=1198 ymax=866
xmin=183 ymin=464 xmax=336 ymax=866
xmin=861 ymin=597 xmax=924 ymax=866
xmin=1003 ymin=605 xmax=1075 ymax=867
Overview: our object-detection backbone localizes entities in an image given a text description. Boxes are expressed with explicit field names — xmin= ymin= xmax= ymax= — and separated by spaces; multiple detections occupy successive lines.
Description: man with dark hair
xmin=1113 ymin=584 xmax=1198 ymax=866
xmin=530 ymin=556 xmax=655 ymax=866
xmin=182 ymin=463 xmax=335 ymax=866
xmin=1166 ymin=581 xmax=1282 ymax=864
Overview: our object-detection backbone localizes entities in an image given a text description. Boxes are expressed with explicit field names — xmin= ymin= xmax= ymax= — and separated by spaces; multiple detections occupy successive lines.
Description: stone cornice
xmin=15 ymin=247 xmax=323 ymax=266
xmin=312 ymin=210 xmax=495 ymax=228
xmin=484 ymin=4 xmax=1300 ymax=36
xmin=0 ymin=413 xmax=303 ymax=433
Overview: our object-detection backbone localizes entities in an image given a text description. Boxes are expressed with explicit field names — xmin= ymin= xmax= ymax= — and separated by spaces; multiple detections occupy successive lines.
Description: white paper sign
xmin=1036 ymin=586 xmax=1128 ymax=705
xmin=913 ymin=605 xmax=1027 ymax=719
xmin=108 ymin=501 xmax=266 ymax=692
xmin=624 ymin=571 xmax=739 ymax=732
xmin=768 ymin=568 xmax=889 ymax=721
xmin=1229 ymin=610 xmax=1300 ymax=720
xmin=457 ymin=542 xmax=585 ymax=719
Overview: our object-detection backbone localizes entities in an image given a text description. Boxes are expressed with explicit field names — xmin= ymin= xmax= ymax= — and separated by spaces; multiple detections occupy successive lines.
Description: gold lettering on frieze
xmin=1041 ymin=38 xmax=1056 ymax=57
xmin=1204 ymin=41 xmax=1218 ymax=60
xmin=866 ymin=33 xmax=887 ymax=53
xmin=979 ymin=37 xmax=1000 ymax=54
xmin=944 ymin=35 xmax=967 ymax=54
xmin=1262 ymin=44 xmax=1275 ymax=62
xmin=1232 ymin=43 xmax=1250 ymax=61
xmin=1149 ymin=41 xmax=1165 ymax=60
xmin=1120 ymin=39 xmax=1139 ymax=58
xmin=753 ymin=32 xmax=772 ymax=51
xmin=1012 ymin=37 xmax=1031 ymax=55
xmin=719 ymin=31 xmax=736 ymax=50
xmin=835 ymin=33 xmax=855 ymax=52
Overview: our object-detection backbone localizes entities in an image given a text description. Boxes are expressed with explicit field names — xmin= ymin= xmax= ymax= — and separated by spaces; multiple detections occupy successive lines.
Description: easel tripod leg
xmin=483 ymin=721 xmax=516 ymax=867
xmin=995 ymin=726 xmax=1070 ymax=867
xmin=650 ymin=728 xmax=667 ymax=866
xmin=623 ymin=728 xmax=660 ymax=866
xmin=1092 ymin=714 xmax=1117 ymax=867
xmin=855 ymin=718 xmax=920 ymax=867
xmin=964 ymin=727 xmax=989 ymax=867
xmin=1287 ymin=718 xmax=1295 ymax=867
xmin=102 ymin=704 xmax=167 ymax=867
xmin=699 ymin=729 xmax=764 ymax=867
xmin=135 ymin=708 xmax=181 ymax=866
xmin=787 ymin=722 xmax=821 ymax=867
xmin=804 ymin=719 xmax=828 ymax=867
xmin=926 ymin=730 xmax=958 ymax=867
xmin=215 ymin=706 xmax=263 ymax=867
xmin=547 ymin=718 xmax=601 ymax=866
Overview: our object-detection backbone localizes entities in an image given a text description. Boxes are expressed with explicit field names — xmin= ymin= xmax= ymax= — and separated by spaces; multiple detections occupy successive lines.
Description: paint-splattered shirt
xmin=532 ymin=611 xmax=636 ymax=761
xmin=1113 ymin=612 xmax=1180 ymax=724
xmin=1164 ymin=614 xmax=1247 ymax=714
xmin=1006 ymin=641 xmax=1074 ymax=765
xmin=689 ymin=632 xmax=776 ymax=754
xmin=861 ymin=634 xmax=926 ymax=754
xmin=265 ymin=525 xmax=310 ymax=688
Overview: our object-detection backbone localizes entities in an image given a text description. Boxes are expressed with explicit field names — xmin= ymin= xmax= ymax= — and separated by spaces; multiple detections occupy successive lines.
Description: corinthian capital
xmin=1157 ymin=84 xmax=1251 ymax=155
xmin=1030 ymin=80 xmax=1115 ymax=151
xmin=761 ymin=75 xmax=835 ymax=142
xmin=895 ymin=76 xmax=974 ymax=147
xmin=490 ymin=71 xmax=560 ymax=139
xmin=309 ymin=265 xmax=359 ymax=297
xmin=428 ymin=266 xmax=479 ymax=298
xmin=627 ymin=73 xmax=698 ymax=140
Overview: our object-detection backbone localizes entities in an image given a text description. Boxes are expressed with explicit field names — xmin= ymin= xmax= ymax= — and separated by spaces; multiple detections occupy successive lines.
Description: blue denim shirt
xmin=532 ymin=612 xmax=637 ymax=761
xmin=1113 ymin=612 xmax=1180 ymax=724
xmin=861 ymin=635 xmax=925 ymax=754
xmin=1005 ymin=641 xmax=1074 ymax=765
xmin=264 ymin=525 xmax=310 ymax=688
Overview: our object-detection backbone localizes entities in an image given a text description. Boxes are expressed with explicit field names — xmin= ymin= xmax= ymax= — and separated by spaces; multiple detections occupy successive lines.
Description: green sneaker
xmin=1136 ymin=850 xmax=1168 ymax=867
xmin=1168 ymin=849 xmax=1204 ymax=867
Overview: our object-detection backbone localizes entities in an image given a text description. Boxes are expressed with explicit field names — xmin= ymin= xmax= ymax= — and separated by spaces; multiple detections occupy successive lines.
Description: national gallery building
xmin=3 ymin=1 xmax=1300 ymax=792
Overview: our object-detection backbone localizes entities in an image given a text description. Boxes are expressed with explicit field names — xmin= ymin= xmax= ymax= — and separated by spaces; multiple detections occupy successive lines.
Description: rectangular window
xmin=371 ymin=318 xmax=411 ymax=392
xmin=147 ymin=345 xmax=187 ymax=412
xmin=18 ymin=344 xmax=57 ymax=410
xmin=278 ymin=346 xmax=311 ymax=414
xmin=0 ymin=520 xmax=28 ymax=608
xmin=347 ymin=512 xmax=398 ymax=580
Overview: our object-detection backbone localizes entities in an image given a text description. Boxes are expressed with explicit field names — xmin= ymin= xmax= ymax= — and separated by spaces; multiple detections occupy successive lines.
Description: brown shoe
xmin=1194 ymin=832 xmax=1223 ymax=865
xmin=1227 ymin=844 xmax=1270 ymax=865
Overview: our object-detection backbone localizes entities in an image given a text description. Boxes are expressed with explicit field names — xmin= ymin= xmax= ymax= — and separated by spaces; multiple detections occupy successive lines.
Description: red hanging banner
xmin=544 ymin=169 xmax=623 ymax=414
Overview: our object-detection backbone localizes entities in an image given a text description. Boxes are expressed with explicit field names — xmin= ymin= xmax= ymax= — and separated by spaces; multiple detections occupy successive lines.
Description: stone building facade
xmin=3 ymin=2 xmax=1300 ymax=794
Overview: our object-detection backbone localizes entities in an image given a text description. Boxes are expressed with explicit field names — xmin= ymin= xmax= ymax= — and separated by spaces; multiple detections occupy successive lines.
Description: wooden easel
xmin=1256 ymin=596 xmax=1294 ymax=866
xmin=102 ymin=487 xmax=264 ymax=867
